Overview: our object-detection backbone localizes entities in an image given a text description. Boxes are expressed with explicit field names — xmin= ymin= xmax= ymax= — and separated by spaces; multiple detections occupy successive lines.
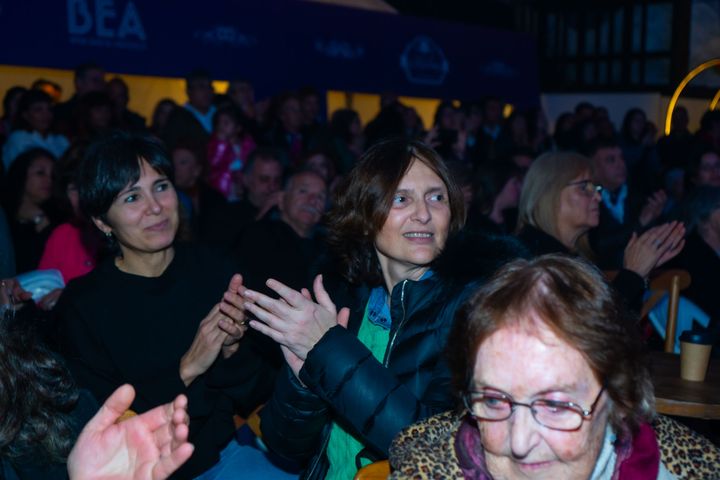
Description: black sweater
xmin=55 ymin=244 xmax=274 ymax=479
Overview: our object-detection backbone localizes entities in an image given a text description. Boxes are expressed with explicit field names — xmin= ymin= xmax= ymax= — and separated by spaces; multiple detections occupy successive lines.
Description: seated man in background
xmin=203 ymin=148 xmax=284 ymax=251
xmin=587 ymin=139 xmax=667 ymax=269
xmin=236 ymin=169 xmax=327 ymax=370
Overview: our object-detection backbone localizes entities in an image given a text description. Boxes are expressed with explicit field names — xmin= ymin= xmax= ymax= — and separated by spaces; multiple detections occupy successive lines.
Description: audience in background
xmin=72 ymin=91 xmax=115 ymax=141
xmin=328 ymin=108 xmax=364 ymax=174
xmin=299 ymin=150 xmax=340 ymax=194
xmin=1 ymin=148 xmax=63 ymax=273
xmin=0 ymin=86 xmax=27 ymax=149
xmin=586 ymin=139 xmax=667 ymax=270
xmin=2 ymin=89 xmax=70 ymax=169
xmin=171 ymin=141 xmax=227 ymax=242
xmin=466 ymin=162 xmax=523 ymax=235
xmin=3 ymin=63 xmax=720 ymax=477
xmin=53 ymin=62 xmax=106 ymax=136
xmin=516 ymin=151 xmax=684 ymax=314
xmin=236 ymin=170 xmax=327 ymax=297
xmin=38 ymin=142 xmax=103 ymax=303
xmin=206 ymin=105 xmax=256 ymax=199
xmin=686 ymin=147 xmax=720 ymax=190
xmin=150 ymin=98 xmax=177 ymax=136
xmin=161 ymin=69 xmax=215 ymax=150
xmin=235 ymin=170 xmax=328 ymax=373
xmin=668 ymin=186 xmax=720 ymax=338
xmin=106 ymin=77 xmax=147 ymax=132
xmin=264 ymin=93 xmax=305 ymax=167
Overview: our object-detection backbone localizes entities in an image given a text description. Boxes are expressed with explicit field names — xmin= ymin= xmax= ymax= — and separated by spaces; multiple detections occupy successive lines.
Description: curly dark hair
xmin=0 ymin=316 xmax=79 ymax=463
xmin=447 ymin=254 xmax=654 ymax=437
xmin=325 ymin=137 xmax=466 ymax=286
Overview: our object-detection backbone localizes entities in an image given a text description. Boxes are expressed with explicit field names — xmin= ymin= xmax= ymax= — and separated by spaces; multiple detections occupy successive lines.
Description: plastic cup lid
xmin=679 ymin=330 xmax=714 ymax=345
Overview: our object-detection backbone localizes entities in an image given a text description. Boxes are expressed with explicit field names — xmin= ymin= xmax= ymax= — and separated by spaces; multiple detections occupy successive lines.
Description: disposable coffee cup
xmin=679 ymin=331 xmax=713 ymax=382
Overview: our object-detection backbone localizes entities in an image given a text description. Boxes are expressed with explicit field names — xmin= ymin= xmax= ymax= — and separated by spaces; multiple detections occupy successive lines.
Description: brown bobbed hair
xmin=326 ymin=137 xmax=466 ymax=286
xmin=516 ymin=151 xmax=594 ymax=257
xmin=448 ymin=254 xmax=654 ymax=436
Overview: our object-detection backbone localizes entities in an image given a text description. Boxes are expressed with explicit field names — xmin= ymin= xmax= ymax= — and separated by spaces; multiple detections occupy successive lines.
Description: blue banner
xmin=0 ymin=0 xmax=539 ymax=105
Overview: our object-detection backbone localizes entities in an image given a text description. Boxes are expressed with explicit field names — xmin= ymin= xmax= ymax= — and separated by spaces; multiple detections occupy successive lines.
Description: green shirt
xmin=325 ymin=302 xmax=390 ymax=479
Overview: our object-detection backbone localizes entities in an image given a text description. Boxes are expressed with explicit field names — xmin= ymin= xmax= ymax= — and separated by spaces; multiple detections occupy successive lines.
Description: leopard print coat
xmin=389 ymin=411 xmax=720 ymax=479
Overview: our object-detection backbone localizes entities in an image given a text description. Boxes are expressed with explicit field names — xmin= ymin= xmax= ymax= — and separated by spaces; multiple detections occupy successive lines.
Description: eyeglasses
xmin=463 ymin=386 xmax=605 ymax=432
xmin=566 ymin=180 xmax=602 ymax=197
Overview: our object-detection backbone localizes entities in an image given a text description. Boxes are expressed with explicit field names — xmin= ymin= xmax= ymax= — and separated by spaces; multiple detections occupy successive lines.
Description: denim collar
xmin=366 ymin=269 xmax=434 ymax=330
xmin=601 ymin=183 xmax=628 ymax=224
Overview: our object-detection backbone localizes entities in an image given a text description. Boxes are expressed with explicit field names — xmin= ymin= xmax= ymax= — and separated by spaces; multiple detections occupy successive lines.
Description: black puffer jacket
xmin=259 ymin=232 xmax=528 ymax=479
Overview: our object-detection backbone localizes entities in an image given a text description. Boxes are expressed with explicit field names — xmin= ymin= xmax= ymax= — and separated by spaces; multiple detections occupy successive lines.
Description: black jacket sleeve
xmin=259 ymin=366 xmax=330 ymax=463
xmin=299 ymin=325 xmax=453 ymax=456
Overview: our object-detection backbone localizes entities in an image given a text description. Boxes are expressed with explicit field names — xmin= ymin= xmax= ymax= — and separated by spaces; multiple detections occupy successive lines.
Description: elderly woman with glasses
xmin=515 ymin=151 xmax=684 ymax=311
xmin=388 ymin=255 xmax=719 ymax=479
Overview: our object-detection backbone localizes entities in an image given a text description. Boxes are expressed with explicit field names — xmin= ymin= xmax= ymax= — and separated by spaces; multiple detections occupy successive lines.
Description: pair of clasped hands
xmin=180 ymin=273 xmax=349 ymax=387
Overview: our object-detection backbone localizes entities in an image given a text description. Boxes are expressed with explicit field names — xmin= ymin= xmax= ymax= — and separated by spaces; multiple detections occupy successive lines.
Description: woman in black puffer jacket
xmin=244 ymin=138 xmax=527 ymax=479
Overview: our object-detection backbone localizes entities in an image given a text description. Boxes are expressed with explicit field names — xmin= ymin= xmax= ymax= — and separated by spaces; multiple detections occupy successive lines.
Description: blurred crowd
xmin=1 ymin=62 xmax=720 ymax=479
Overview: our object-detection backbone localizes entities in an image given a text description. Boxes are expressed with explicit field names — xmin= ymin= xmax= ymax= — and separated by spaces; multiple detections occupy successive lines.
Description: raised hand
xmin=254 ymin=191 xmax=283 ymax=221
xmin=244 ymin=275 xmax=350 ymax=363
xmin=179 ymin=304 xmax=229 ymax=386
xmin=67 ymin=384 xmax=193 ymax=480
xmin=218 ymin=274 xmax=249 ymax=357
xmin=638 ymin=190 xmax=668 ymax=227
xmin=623 ymin=221 xmax=685 ymax=279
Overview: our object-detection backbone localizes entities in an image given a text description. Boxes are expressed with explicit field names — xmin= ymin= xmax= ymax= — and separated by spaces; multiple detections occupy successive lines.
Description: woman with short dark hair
xmin=246 ymin=138 xmax=525 ymax=479
xmin=56 ymin=131 xmax=272 ymax=479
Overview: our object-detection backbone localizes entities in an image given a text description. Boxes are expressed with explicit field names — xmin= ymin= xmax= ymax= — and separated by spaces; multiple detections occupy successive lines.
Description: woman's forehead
xmin=398 ymin=158 xmax=445 ymax=189
xmin=473 ymin=322 xmax=595 ymax=394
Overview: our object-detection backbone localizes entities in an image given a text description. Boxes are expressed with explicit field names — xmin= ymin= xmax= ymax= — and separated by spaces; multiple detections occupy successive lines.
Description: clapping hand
xmin=638 ymin=190 xmax=668 ymax=227
xmin=623 ymin=221 xmax=685 ymax=279
xmin=67 ymin=384 xmax=193 ymax=480
xmin=180 ymin=274 xmax=249 ymax=385
xmin=244 ymin=275 xmax=349 ymax=377
xmin=218 ymin=274 xmax=249 ymax=357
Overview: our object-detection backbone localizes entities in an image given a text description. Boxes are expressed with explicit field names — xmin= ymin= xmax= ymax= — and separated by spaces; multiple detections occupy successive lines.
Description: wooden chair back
xmin=642 ymin=270 xmax=691 ymax=353
xmin=604 ymin=269 xmax=691 ymax=353
xmin=354 ymin=460 xmax=390 ymax=480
